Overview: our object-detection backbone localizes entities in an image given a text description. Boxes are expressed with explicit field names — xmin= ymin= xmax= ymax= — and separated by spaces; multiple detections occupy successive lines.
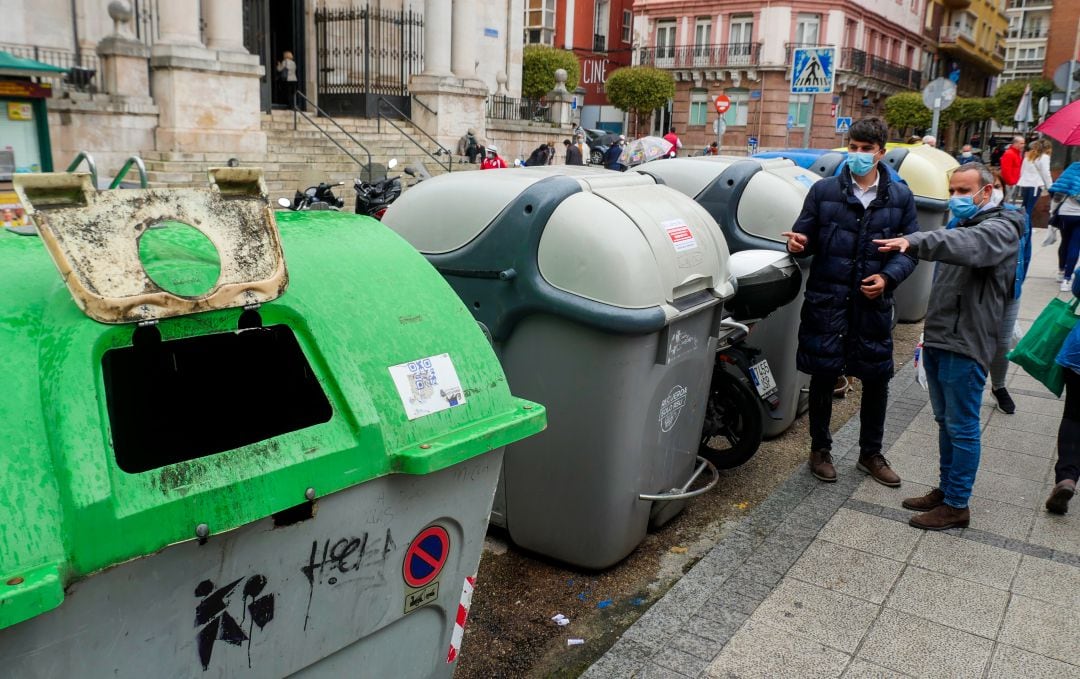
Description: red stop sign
xmin=714 ymin=95 xmax=731 ymax=114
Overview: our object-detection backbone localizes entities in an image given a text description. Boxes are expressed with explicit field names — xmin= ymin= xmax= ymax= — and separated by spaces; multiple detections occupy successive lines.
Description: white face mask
xmin=992 ymin=188 xmax=1004 ymax=205
xmin=962 ymin=151 xmax=972 ymax=158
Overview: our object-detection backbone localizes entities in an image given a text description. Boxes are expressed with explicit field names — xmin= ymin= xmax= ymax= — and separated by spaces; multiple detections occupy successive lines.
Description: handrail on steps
xmin=108 ymin=156 xmax=148 ymax=189
xmin=66 ymin=151 xmax=98 ymax=189
xmin=376 ymin=97 xmax=452 ymax=175
xmin=293 ymin=90 xmax=374 ymax=182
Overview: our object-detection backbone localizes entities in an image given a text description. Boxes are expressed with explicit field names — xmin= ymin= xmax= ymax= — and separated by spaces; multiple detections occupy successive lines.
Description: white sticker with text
xmin=389 ymin=353 xmax=467 ymax=420
xmin=662 ymin=219 xmax=698 ymax=252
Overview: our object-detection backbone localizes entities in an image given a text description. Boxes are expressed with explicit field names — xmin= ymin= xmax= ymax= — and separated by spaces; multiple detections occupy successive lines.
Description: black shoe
xmin=992 ymin=388 xmax=1016 ymax=415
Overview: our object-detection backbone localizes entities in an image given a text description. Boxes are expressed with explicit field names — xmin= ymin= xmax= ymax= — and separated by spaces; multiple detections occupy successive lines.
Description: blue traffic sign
xmin=791 ymin=47 xmax=836 ymax=94
xmin=836 ymin=116 xmax=852 ymax=134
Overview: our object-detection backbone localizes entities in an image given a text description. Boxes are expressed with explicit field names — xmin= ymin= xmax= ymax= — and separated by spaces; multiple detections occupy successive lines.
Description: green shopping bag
xmin=1008 ymin=297 xmax=1080 ymax=397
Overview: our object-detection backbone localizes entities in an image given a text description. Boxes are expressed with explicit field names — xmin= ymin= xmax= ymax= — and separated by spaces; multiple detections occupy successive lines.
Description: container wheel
xmin=699 ymin=365 xmax=764 ymax=469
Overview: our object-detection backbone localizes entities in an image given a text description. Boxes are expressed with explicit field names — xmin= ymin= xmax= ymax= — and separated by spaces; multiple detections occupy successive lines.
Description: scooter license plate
xmin=749 ymin=360 xmax=778 ymax=398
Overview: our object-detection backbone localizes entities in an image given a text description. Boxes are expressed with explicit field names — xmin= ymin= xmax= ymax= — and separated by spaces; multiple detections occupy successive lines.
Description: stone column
xmin=423 ymin=0 xmax=453 ymax=77
xmin=156 ymin=0 xmax=203 ymax=47
xmin=451 ymin=0 xmax=476 ymax=79
xmin=545 ymin=69 xmax=575 ymax=128
xmin=97 ymin=2 xmax=151 ymax=99
xmin=202 ymin=0 xmax=247 ymax=53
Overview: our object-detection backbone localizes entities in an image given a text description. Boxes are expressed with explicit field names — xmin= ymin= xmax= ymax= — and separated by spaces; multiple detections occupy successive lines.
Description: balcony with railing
xmin=486 ymin=95 xmax=551 ymax=123
xmin=0 ymin=42 xmax=99 ymax=93
xmin=638 ymin=43 xmax=762 ymax=69
xmin=1007 ymin=0 xmax=1051 ymax=8
xmin=1007 ymin=58 xmax=1046 ymax=71
xmin=1007 ymin=29 xmax=1049 ymax=39
xmin=939 ymin=26 xmax=976 ymax=46
xmin=780 ymin=45 xmax=922 ymax=90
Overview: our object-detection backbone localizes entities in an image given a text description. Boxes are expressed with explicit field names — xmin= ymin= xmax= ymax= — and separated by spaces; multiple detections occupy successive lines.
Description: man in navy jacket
xmin=781 ymin=117 xmax=918 ymax=487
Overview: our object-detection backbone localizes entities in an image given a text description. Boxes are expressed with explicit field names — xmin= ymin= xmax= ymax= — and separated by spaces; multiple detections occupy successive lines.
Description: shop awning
xmin=0 ymin=51 xmax=69 ymax=78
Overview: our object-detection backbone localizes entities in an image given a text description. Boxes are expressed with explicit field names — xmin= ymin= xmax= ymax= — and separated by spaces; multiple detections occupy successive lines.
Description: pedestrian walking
xmin=1018 ymin=139 xmax=1053 ymax=225
xmin=603 ymin=135 xmax=626 ymax=171
xmin=1049 ymin=162 xmax=1080 ymax=291
xmin=1046 ymin=268 xmax=1080 ymax=514
xmin=999 ymin=136 xmax=1025 ymax=202
xmin=563 ymin=138 xmax=583 ymax=166
xmin=983 ymin=169 xmax=1031 ymax=415
xmin=276 ymin=51 xmax=298 ymax=107
xmin=480 ymin=145 xmax=508 ymax=170
xmin=875 ymin=162 xmax=1025 ymax=530
xmin=573 ymin=133 xmax=590 ymax=165
xmin=956 ymin=144 xmax=977 ymax=165
xmin=780 ymin=117 xmax=919 ymax=488
xmin=663 ymin=127 xmax=683 ymax=158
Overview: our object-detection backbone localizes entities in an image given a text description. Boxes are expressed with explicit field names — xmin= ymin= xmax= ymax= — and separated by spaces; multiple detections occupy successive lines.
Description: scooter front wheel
xmin=699 ymin=365 xmax=764 ymax=469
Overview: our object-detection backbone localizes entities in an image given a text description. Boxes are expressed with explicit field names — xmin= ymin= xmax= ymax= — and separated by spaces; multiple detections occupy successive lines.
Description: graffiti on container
xmin=300 ymin=528 xmax=397 ymax=630
xmin=194 ymin=575 xmax=275 ymax=671
xmin=667 ymin=328 xmax=699 ymax=361
xmin=659 ymin=385 xmax=688 ymax=433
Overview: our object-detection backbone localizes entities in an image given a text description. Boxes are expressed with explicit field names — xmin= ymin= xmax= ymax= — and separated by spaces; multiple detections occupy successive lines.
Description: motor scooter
xmin=276 ymin=181 xmax=345 ymax=211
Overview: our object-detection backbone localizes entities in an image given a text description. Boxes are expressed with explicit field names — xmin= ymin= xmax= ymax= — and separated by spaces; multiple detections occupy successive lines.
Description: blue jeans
xmin=923 ymin=347 xmax=987 ymax=508
xmin=1021 ymin=186 xmax=1038 ymax=223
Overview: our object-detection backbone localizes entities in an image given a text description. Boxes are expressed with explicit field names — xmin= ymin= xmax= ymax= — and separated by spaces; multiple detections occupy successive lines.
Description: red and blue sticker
xmin=403 ymin=525 xmax=450 ymax=589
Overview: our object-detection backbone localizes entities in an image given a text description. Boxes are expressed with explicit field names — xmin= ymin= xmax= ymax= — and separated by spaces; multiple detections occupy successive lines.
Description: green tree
xmin=987 ymin=78 xmax=1054 ymax=126
xmin=883 ymin=92 xmax=932 ymax=134
xmin=521 ymin=45 xmax=580 ymax=99
xmin=942 ymin=97 xmax=990 ymax=125
xmin=604 ymin=66 xmax=676 ymax=136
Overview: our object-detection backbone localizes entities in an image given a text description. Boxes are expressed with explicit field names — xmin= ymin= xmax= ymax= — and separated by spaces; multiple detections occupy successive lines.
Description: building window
xmin=729 ymin=15 xmax=753 ymax=45
xmin=723 ymin=89 xmax=750 ymax=126
xmin=795 ymin=13 xmax=820 ymax=45
xmin=594 ymin=0 xmax=610 ymax=51
xmin=524 ymin=0 xmax=556 ymax=45
xmin=656 ymin=20 xmax=676 ymax=59
xmin=690 ymin=90 xmax=709 ymax=126
xmin=695 ymin=19 xmax=712 ymax=52
xmin=622 ymin=9 xmax=632 ymax=43
xmin=788 ymin=94 xmax=812 ymax=127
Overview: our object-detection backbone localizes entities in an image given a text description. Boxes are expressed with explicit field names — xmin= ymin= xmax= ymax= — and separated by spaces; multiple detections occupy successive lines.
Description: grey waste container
xmin=883 ymin=145 xmax=956 ymax=322
xmin=383 ymin=166 xmax=736 ymax=569
xmin=637 ymin=157 xmax=818 ymax=439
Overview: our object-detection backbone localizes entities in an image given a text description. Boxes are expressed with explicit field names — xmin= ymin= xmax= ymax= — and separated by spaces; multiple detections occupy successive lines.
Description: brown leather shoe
xmin=902 ymin=488 xmax=945 ymax=511
xmin=909 ymin=504 xmax=970 ymax=531
xmin=857 ymin=454 xmax=901 ymax=487
xmin=1046 ymin=479 xmax=1076 ymax=515
xmin=809 ymin=449 xmax=837 ymax=483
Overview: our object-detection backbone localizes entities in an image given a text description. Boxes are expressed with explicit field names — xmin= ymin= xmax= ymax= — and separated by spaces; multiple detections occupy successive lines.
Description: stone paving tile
xmin=986 ymin=409 xmax=1066 ymax=436
xmin=882 ymin=430 xmax=937 ymax=460
xmin=786 ymin=539 xmax=904 ymax=605
xmin=841 ymin=659 xmax=914 ymax=679
xmin=979 ymin=444 xmax=1055 ymax=483
xmin=885 ymin=566 xmax=1010 ymax=638
xmin=986 ymin=644 xmax=1080 ymax=679
xmin=1004 ymin=392 xmax=1066 ymax=417
xmin=965 ymin=494 xmax=1038 ymax=542
xmin=705 ymin=619 xmax=850 ymax=679
xmin=999 ymin=594 xmax=1080 ymax=664
xmin=857 ymin=609 xmax=994 ymax=679
xmin=580 ymin=637 xmax=657 ymax=679
xmin=1028 ymin=510 xmax=1080 ymax=556
xmin=665 ymin=630 xmax=720 ymax=661
xmin=971 ymin=467 xmax=1047 ymax=510
xmin=981 ymin=425 xmax=1056 ymax=458
xmin=850 ymin=476 xmax=926 ymax=510
xmin=1012 ymin=554 xmax=1080 ymax=608
xmin=1008 ymin=371 xmax=1058 ymax=395
xmin=652 ymin=644 xmax=712 ymax=677
xmin=685 ymin=610 xmax=749 ymax=646
xmin=817 ymin=508 xmax=921 ymax=562
xmin=908 ymin=530 xmax=1021 ymax=591
xmin=751 ymin=577 xmax=879 ymax=654
xmin=636 ymin=661 xmax=694 ymax=678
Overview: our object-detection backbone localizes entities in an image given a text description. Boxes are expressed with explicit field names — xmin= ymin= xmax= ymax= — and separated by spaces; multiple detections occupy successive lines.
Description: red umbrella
xmin=1036 ymin=99 xmax=1080 ymax=145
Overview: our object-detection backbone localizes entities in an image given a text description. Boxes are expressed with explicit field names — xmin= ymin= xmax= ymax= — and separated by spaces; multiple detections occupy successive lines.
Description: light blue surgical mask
xmin=846 ymin=152 xmax=876 ymax=177
xmin=949 ymin=186 xmax=991 ymax=220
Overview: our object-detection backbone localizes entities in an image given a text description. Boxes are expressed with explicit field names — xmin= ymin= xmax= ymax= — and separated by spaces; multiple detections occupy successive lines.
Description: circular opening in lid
xmin=138 ymin=221 xmax=221 ymax=298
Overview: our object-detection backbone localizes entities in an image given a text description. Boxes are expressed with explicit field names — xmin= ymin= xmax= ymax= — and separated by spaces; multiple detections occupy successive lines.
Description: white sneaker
xmin=1062 ymin=278 xmax=1073 ymax=292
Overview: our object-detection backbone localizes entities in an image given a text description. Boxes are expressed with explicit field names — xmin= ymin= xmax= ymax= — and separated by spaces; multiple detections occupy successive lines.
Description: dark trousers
xmin=1055 ymin=368 xmax=1080 ymax=483
xmin=809 ymin=374 xmax=889 ymax=457
xmin=1060 ymin=215 xmax=1080 ymax=279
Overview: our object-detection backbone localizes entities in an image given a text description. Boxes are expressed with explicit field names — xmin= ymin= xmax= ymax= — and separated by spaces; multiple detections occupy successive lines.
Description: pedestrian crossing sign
xmin=791 ymin=47 xmax=836 ymax=94
xmin=836 ymin=117 xmax=852 ymax=134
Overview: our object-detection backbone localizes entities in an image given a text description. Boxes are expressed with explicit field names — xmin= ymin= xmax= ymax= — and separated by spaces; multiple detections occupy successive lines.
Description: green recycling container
xmin=0 ymin=170 xmax=545 ymax=678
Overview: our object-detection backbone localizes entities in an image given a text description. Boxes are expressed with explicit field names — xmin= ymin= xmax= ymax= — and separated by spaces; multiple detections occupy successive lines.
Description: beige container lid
xmin=891 ymin=145 xmax=959 ymax=200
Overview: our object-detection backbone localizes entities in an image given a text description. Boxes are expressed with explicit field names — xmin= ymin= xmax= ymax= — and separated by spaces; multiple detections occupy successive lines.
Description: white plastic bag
xmin=914 ymin=333 xmax=927 ymax=390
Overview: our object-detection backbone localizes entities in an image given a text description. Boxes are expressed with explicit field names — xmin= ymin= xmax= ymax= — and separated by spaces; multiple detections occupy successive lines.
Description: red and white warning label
xmin=662 ymin=219 xmax=697 ymax=252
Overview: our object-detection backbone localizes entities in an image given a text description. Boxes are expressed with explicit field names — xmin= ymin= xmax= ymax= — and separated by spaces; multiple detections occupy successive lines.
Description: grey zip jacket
xmin=905 ymin=205 xmax=1025 ymax=371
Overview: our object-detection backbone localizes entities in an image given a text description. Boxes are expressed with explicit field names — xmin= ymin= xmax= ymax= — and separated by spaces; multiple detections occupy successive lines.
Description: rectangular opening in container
xmin=103 ymin=324 xmax=333 ymax=473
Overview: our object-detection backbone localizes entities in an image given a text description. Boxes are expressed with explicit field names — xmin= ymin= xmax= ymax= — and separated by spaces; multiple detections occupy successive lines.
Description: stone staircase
xmin=142 ymin=110 xmax=465 ymax=203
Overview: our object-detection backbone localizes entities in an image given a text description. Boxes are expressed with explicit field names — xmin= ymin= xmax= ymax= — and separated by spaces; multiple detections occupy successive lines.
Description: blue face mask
xmin=949 ymin=186 xmax=990 ymax=220
xmin=846 ymin=152 xmax=876 ymax=177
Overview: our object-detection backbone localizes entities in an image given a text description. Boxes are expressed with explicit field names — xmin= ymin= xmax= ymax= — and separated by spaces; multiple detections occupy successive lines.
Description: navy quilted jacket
xmin=791 ymin=164 xmax=919 ymax=379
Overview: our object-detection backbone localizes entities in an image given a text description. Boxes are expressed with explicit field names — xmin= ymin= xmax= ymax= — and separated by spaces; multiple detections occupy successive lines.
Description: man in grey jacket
xmin=875 ymin=163 xmax=1025 ymax=530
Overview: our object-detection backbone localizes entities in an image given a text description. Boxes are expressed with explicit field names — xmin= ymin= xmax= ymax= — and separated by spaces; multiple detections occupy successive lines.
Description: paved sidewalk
xmin=584 ymin=240 xmax=1077 ymax=678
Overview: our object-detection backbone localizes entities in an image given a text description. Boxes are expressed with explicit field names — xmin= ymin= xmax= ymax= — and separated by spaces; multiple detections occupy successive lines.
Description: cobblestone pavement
xmin=584 ymin=237 xmax=1078 ymax=678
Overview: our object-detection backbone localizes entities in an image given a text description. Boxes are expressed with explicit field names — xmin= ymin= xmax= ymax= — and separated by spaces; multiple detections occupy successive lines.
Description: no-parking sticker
xmin=662 ymin=219 xmax=698 ymax=252
xmin=403 ymin=525 xmax=450 ymax=589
